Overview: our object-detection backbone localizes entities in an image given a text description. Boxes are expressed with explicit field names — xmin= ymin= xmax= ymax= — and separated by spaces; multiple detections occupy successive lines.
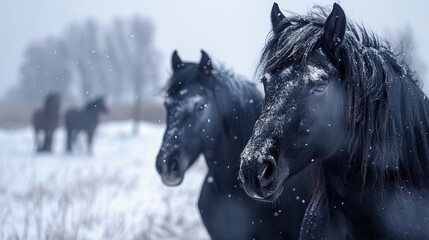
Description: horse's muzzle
xmin=239 ymin=158 xmax=282 ymax=202
xmin=156 ymin=152 xmax=184 ymax=186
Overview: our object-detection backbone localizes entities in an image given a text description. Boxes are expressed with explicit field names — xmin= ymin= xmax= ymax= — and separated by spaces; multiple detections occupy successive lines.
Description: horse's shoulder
xmin=377 ymin=187 xmax=429 ymax=238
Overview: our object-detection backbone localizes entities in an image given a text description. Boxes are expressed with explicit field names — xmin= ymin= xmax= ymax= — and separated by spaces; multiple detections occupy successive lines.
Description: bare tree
xmin=64 ymin=20 xmax=108 ymax=102
xmin=11 ymin=16 xmax=161 ymax=128
xmin=14 ymin=38 xmax=71 ymax=102
xmin=109 ymin=17 xmax=160 ymax=134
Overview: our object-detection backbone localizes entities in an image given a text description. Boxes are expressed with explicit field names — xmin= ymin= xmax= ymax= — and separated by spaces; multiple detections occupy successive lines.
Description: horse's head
xmin=240 ymin=3 xmax=349 ymax=201
xmin=86 ymin=97 xmax=108 ymax=113
xmin=156 ymin=50 xmax=221 ymax=186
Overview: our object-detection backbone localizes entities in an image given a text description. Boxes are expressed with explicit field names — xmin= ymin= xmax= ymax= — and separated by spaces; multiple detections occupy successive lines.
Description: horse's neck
xmin=204 ymin=132 xmax=242 ymax=168
xmin=321 ymin=157 xmax=369 ymax=206
xmin=202 ymin=96 xmax=260 ymax=191
xmin=203 ymin=130 xmax=244 ymax=189
xmin=299 ymin=187 xmax=330 ymax=240
xmin=318 ymin=158 xmax=390 ymax=239
xmin=314 ymin=146 xmax=429 ymax=239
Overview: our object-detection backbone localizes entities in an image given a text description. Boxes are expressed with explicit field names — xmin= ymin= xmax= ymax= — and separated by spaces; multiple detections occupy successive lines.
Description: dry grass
xmin=0 ymin=158 xmax=208 ymax=240
xmin=0 ymin=121 xmax=209 ymax=240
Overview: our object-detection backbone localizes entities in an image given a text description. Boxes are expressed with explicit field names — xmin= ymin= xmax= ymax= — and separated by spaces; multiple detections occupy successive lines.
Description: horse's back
xmin=65 ymin=109 xmax=80 ymax=129
xmin=65 ymin=109 xmax=99 ymax=132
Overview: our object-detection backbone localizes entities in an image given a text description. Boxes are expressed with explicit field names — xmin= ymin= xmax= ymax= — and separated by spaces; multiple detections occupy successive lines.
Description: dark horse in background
xmin=65 ymin=97 xmax=107 ymax=154
xmin=240 ymin=3 xmax=429 ymax=240
xmin=156 ymin=50 xmax=309 ymax=240
xmin=32 ymin=93 xmax=61 ymax=152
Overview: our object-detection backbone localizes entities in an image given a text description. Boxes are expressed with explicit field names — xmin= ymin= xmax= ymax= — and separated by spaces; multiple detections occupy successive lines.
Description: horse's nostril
xmin=240 ymin=159 xmax=279 ymax=200
xmin=169 ymin=159 xmax=180 ymax=173
xmin=258 ymin=164 xmax=269 ymax=181
xmin=258 ymin=159 xmax=276 ymax=188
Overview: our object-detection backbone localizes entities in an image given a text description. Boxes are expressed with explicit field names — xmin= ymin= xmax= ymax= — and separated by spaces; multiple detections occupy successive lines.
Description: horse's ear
xmin=322 ymin=3 xmax=346 ymax=57
xmin=271 ymin=2 xmax=286 ymax=33
xmin=172 ymin=50 xmax=184 ymax=72
xmin=199 ymin=50 xmax=212 ymax=75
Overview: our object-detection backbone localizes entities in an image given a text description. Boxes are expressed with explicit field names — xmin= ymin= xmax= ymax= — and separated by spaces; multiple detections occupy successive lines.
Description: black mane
xmin=166 ymin=62 xmax=263 ymax=146
xmin=44 ymin=93 xmax=60 ymax=111
xmin=260 ymin=6 xmax=429 ymax=187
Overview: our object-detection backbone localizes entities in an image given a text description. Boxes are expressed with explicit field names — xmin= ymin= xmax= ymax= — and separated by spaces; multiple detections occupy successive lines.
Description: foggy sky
xmin=1 ymin=0 xmax=429 ymax=97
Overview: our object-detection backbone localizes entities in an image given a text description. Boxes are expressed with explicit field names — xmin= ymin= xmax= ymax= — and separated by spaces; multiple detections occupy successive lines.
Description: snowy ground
xmin=0 ymin=121 xmax=209 ymax=240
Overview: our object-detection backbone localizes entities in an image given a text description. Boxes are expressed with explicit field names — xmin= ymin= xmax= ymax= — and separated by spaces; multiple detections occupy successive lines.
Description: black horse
xmin=156 ymin=50 xmax=309 ymax=240
xmin=32 ymin=93 xmax=61 ymax=152
xmin=65 ymin=97 xmax=107 ymax=154
xmin=240 ymin=3 xmax=429 ymax=240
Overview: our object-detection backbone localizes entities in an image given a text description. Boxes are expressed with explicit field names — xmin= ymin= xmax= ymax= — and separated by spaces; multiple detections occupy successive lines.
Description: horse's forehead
xmin=305 ymin=49 xmax=335 ymax=80
xmin=303 ymin=65 xmax=328 ymax=83
xmin=262 ymin=63 xmax=330 ymax=115
xmin=165 ymin=94 xmax=205 ymax=113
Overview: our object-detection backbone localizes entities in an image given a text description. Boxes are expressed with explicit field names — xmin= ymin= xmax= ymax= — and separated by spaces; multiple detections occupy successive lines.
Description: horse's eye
xmin=311 ymin=82 xmax=328 ymax=95
xmin=197 ymin=103 xmax=208 ymax=111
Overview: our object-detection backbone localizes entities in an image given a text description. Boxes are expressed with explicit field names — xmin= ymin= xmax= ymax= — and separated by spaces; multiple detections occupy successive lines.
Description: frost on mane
xmin=280 ymin=66 xmax=293 ymax=79
xmin=303 ymin=65 xmax=328 ymax=83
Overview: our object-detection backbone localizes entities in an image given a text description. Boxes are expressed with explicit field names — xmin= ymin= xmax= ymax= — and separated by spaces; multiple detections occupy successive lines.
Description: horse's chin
xmin=243 ymin=171 xmax=289 ymax=203
xmin=161 ymin=174 xmax=184 ymax=186
xmin=248 ymin=184 xmax=285 ymax=203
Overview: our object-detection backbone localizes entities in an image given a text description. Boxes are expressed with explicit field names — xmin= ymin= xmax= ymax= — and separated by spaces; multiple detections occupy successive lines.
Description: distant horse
xmin=32 ymin=93 xmax=61 ymax=152
xmin=65 ymin=97 xmax=107 ymax=154
xmin=240 ymin=3 xmax=429 ymax=239
xmin=156 ymin=50 xmax=309 ymax=240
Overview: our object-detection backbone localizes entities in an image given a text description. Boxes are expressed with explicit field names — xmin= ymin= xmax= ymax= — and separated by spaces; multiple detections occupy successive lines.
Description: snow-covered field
xmin=0 ymin=121 xmax=209 ymax=240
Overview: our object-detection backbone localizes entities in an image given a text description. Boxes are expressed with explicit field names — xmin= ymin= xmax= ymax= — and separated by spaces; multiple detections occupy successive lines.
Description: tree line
xmin=9 ymin=16 xmax=161 ymax=106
